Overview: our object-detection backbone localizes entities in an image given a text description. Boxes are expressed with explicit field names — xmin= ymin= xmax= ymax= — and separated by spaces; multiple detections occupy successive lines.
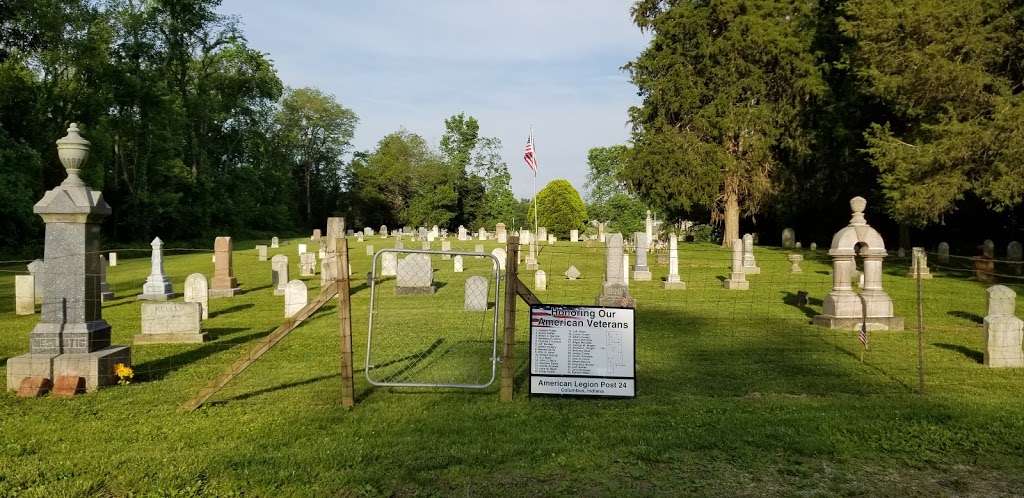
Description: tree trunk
xmin=305 ymin=164 xmax=312 ymax=222
xmin=722 ymin=176 xmax=740 ymax=247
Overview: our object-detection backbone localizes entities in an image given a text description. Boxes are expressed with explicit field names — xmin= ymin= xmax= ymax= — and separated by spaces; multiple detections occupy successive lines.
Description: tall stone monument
xmin=983 ymin=285 xmax=1023 ymax=368
xmin=633 ymin=232 xmax=652 ymax=281
xmin=741 ymin=234 xmax=760 ymax=274
xmin=138 ymin=237 xmax=175 ymax=300
xmin=663 ymin=234 xmax=685 ymax=289
xmin=210 ymin=236 xmax=240 ymax=297
xmin=596 ymin=233 xmax=634 ymax=307
xmin=723 ymin=239 xmax=749 ymax=290
xmin=7 ymin=123 xmax=130 ymax=392
xmin=907 ymin=247 xmax=933 ymax=279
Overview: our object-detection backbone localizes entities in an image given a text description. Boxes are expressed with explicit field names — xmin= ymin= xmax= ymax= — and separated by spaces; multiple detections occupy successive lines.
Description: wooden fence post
xmin=500 ymin=235 xmax=520 ymax=401
xmin=336 ymin=236 xmax=355 ymax=407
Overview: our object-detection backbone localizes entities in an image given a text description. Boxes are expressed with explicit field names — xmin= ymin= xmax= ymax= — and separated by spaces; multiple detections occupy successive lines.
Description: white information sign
xmin=529 ymin=304 xmax=635 ymax=397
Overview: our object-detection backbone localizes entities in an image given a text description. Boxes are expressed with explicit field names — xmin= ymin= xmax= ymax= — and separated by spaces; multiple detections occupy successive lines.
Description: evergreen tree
xmin=528 ymin=179 xmax=588 ymax=237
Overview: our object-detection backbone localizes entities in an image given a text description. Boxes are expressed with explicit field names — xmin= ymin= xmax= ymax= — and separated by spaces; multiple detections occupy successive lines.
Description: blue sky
xmin=218 ymin=1 xmax=649 ymax=198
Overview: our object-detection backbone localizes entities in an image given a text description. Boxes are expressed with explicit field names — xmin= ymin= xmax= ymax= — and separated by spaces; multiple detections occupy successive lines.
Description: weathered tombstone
xmin=458 ymin=225 xmax=468 ymax=241
xmin=535 ymin=270 xmax=547 ymax=291
xmin=633 ymin=232 xmax=652 ymax=281
xmin=312 ymin=228 xmax=321 ymax=241
xmin=99 ymin=255 xmax=114 ymax=300
xmin=548 ymin=234 xmax=556 ymax=245
xmin=366 ymin=244 xmax=375 ymax=256
xmin=645 ymin=210 xmax=654 ymax=243
xmin=139 ymin=237 xmax=175 ymax=300
xmin=742 ymin=233 xmax=760 ymax=274
xmin=597 ymin=234 xmax=635 ymax=307
xmin=598 ymin=222 xmax=606 ymax=243
xmin=478 ymin=228 xmax=487 ymax=241
xmin=496 ymin=223 xmax=507 ymax=243
xmin=983 ymin=239 xmax=995 ymax=259
xmin=570 ymin=229 xmax=579 ymax=243
xmin=491 ymin=248 xmax=507 ymax=271
xmin=441 ymin=240 xmax=452 ymax=259
xmin=184 ymin=273 xmax=209 ymax=320
xmin=380 ymin=225 xmax=388 ymax=238
xmin=937 ymin=242 xmax=950 ymax=264
xmin=565 ymin=265 xmax=581 ymax=280
xmin=396 ymin=253 xmax=434 ymax=295
xmin=907 ymin=247 xmax=933 ymax=279
xmin=356 ymin=233 xmax=364 ymax=243
xmin=210 ymin=236 xmax=240 ymax=297
xmin=475 ymin=244 xmax=484 ymax=259
xmin=394 ymin=238 xmax=404 ymax=250
xmin=975 ymin=253 xmax=996 ymax=283
xmin=380 ymin=252 xmax=398 ymax=277
xmin=15 ymin=275 xmax=34 ymax=315
xmin=526 ymin=240 xmax=538 ymax=270
xmin=108 ymin=252 xmax=117 ymax=267
xmin=134 ymin=302 xmax=207 ymax=344
xmin=27 ymin=259 xmax=43 ymax=304
xmin=782 ymin=228 xmax=796 ymax=249
xmin=807 ymin=242 xmax=814 ymax=251
xmin=271 ymin=236 xmax=279 ymax=248
xmin=724 ymin=239 xmax=749 ymax=290
xmin=326 ymin=217 xmax=345 ymax=240
xmin=299 ymin=252 xmax=317 ymax=276
xmin=813 ymin=197 xmax=903 ymax=330
xmin=6 ymin=124 xmax=130 ymax=393
xmin=284 ymin=280 xmax=308 ymax=318
xmin=983 ymin=285 xmax=1023 ymax=368
xmin=897 ymin=247 xmax=906 ymax=258
xmin=537 ymin=227 xmax=547 ymax=242
xmin=464 ymin=276 xmax=488 ymax=311
xmin=788 ymin=254 xmax=804 ymax=273
xmin=1007 ymin=241 xmax=1022 ymax=275
xmin=623 ymin=253 xmax=630 ymax=286
xmin=364 ymin=227 xmax=373 ymax=237
xmin=272 ymin=254 xmax=289 ymax=296
xmin=257 ymin=245 xmax=268 ymax=261
xmin=663 ymin=234 xmax=685 ymax=289
xmin=453 ymin=255 xmax=464 ymax=273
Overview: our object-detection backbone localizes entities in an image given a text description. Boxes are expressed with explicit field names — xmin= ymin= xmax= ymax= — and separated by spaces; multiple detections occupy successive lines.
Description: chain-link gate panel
xmin=366 ymin=248 xmax=502 ymax=388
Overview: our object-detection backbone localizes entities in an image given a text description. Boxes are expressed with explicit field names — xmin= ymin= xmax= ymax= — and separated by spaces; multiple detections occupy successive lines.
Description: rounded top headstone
xmin=56 ymin=123 xmax=90 ymax=187
xmin=986 ymin=285 xmax=1017 ymax=316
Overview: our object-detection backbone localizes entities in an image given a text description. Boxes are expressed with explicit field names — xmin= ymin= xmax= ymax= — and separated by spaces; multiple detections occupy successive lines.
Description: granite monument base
xmin=7 ymin=346 xmax=131 ymax=392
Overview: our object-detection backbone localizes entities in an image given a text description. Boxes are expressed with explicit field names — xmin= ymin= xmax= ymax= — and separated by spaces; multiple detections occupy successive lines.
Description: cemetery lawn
xmin=1 ymin=239 xmax=1023 ymax=497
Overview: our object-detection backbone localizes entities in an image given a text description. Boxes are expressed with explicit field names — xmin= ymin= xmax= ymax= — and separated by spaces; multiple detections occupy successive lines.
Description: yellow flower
xmin=114 ymin=363 xmax=134 ymax=385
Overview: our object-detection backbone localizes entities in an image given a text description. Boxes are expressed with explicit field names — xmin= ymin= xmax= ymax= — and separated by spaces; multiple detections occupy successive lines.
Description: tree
xmin=585 ymin=145 xmax=648 ymax=234
xmin=275 ymin=87 xmax=357 ymax=226
xmin=625 ymin=0 xmax=825 ymax=245
xmin=841 ymin=0 xmax=1024 ymax=227
xmin=439 ymin=113 xmax=480 ymax=228
xmin=468 ymin=137 xmax=516 ymax=228
xmin=528 ymin=179 xmax=588 ymax=238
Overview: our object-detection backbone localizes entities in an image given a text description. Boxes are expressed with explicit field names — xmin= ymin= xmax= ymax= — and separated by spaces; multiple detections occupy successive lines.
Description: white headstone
xmin=464 ymin=276 xmax=488 ymax=311
xmin=257 ymin=245 xmax=268 ymax=261
xmin=724 ymin=239 xmax=749 ymax=290
xmin=381 ymin=252 xmax=398 ymax=277
xmin=570 ymin=229 xmax=579 ymax=243
xmin=15 ymin=275 xmax=34 ymax=315
xmin=299 ymin=252 xmax=316 ymax=276
xmin=298 ymin=243 xmax=307 ymax=255
xmin=453 ymin=255 xmax=464 ymax=273
xmin=441 ymin=240 xmax=452 ymax=259
xmin=491 ymin=248 xmax=507 ymax=271
xmin=535 ymin=270 xmax=547 ymax=291
xmin=108 ymin=252 xmax=117 ymax=266
xmin=272 ymin=254 xmax=289 ymax=296
xmin=366 ymin=244 xmax=375 ymax=256
xmin=284 ymin=279 xmax=308 ymax=318
xmin=984 ymin=285 xmax=1023 ymax=368
xmin=633 ymin=232 xmax=652 ymax=281
xmin=782 ymin=228 xmax=795 ymax=249
xmin=184 ymin=273 xmax=209 ymax=320
xmin=99 ymin=254 xmax=114 ymax=300
xmin=139 ymin=237 xmax=175 ymax=300
xmin=134 ymin=302 xmax=207 ymax=344
xmin=271 ymin=236 xmax=279 ymax=248
xmin=742 ymin=233 xmax=760 ymax=274
xmin=396 ymin=253 xmax=434 ymax=294
xmin=663 ymin=234 xmax=684 ymax=289
xmin=564 ymin=265 xmax=581 ymax=280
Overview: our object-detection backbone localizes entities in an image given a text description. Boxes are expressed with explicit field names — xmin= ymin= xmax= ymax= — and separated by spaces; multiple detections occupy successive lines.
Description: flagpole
xmin=531 ymin=126 xmax=538 ymax=239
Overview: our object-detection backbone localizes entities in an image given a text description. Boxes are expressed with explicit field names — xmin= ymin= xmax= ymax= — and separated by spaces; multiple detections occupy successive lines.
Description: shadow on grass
xmin=934 ymin=342 xmax=983 ymax=364
xmin=209 ymin=303 xmax=255 ymax=319
xmin=214 ymin=374 xmax=337 ymax=404
xmin=205 ymin=327 xmax=248 ymax=339
xmin=781 ymin=291 xmax=821 ymax=319
xmin=134 ymin=327 xmax=274 ymax=381
xmin=239 ymin=284 xmax=272 ymax=294
xmin=947 ymin=310 xmax=983 ymax=325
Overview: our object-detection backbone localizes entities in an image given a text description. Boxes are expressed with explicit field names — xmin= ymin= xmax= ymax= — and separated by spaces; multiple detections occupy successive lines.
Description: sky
xmin=218 ymin=0 xmax=649 ymax=198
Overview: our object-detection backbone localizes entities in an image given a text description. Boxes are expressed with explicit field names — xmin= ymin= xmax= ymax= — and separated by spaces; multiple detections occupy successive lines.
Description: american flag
xmin=523 ymin=132 xmax=538 ymax=175
xmin=858 ymin=325 xmax=869 ymax=347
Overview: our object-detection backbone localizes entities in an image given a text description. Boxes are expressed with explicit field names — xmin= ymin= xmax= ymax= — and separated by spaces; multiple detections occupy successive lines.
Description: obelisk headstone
xmin=138 ymin=237 xmax=175 ymax=300
xmin=633 ymin=232 xmax=652 ymax=281
xmin=663 ymin=234 xmax=685 ymax=289
xmin=596 ymin=233 xmax=634 ymax=307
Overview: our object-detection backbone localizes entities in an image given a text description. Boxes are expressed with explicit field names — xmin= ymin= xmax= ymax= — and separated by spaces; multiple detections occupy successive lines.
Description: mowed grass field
xmin=1 ymin=236 xmax=1023 ymax=497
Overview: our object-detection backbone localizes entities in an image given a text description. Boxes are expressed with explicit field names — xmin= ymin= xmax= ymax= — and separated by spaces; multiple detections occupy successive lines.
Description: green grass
xmin=1 ymin=237 xmax=1023 ymax=497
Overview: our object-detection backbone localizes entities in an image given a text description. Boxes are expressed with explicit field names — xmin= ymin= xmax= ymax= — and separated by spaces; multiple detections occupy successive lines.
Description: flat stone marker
xmin=565 ymin=265 xmax=581 ymax=280
xmin=257 ymin=245 xmax=268 ymax=261
xmin=16 ymin=377 xmax=51 ymax=398
xmin=108 ymin=252 xmax=117 ymax=266
xmin=464 ymin=276 xmax=488 ymax=311
xmin=210 ymin=236 xmax=240 ymax=297
xmin=381 ymin=252 xmax=397 ymax=277
xmin=396 ymin=254 xmax=434 ymax=295
xmin=184 ymin=273 xmax=209 ymax=320
xmin=724 ymin=239 xmax=749 ymax=290
xmin=491 ymin=248 xmax=507 ymax=271
xmin=15 ymin=275 xmax=34 ymax=315
xmin=272 ymin=254 xmax=289 ymax=295
xmin=284 ymin=279 xmax=307 ymax=318
xmin=454 ymin=255 xmax=464 ymax=273
xmin=139 ymin=237 xmax=175 ymax=300
xmin=535 ymin=270 xmax=547 ymax=291
xmin=135 ymin=302 xmax=207 ymax=344
xmin=984 ymin=285 xmax=1023 ymax=368
xmin=299 ymin=252 xmax=316 ymax=276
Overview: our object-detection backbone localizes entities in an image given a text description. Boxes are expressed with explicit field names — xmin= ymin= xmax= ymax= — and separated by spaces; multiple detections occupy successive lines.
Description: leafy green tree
xmin=625 ymin=0 xmax=825 ymax=245
xmin=585 ymin=145 xmax=648 ymax=234
xmin=528 ymin=179 xmax=588 ymax=237
xmin=841 ymin=0 xmax=1024 ymax=226
xmin=468 ymin=137 xmax=516 ymax=228
xmin=439 ymin=113 xmax=481 ymax=228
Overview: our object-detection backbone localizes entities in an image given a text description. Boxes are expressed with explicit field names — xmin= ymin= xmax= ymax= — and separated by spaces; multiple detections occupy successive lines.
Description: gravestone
xmin=27 ymin=259 xmax=43 ymax=304
xmin=983 ymin=285 xmax=1023 ymax=368
xmin=271 ymin=236 xmax=279 ymax=248
xmin=645 ymin=210 xmax=654 ymax=243
xmin=537 ymin=227 xmax=547 ymax=242
xmin=937 ymin=242 xmax=950 ymax=264
xmin=15 ymin=275 xmax=34 ymax=315
xmin=535 ymin=270 xmax=547 ymax=291
xmin=272 ymin=254 xmax=289 ymax=295
xmin=326 ymin=217 xmax=345 ymax=240
xmin=983 ymin=239 xmax=995 ymax=258
xmin=623 ymin=254 xmax=630 ymax=286
xmin=458 ymin=225 xmax=468 ymax=241
xmin=380 ymin=252 xmax=398 ymax=277
xmin=99 ymin=255 xmax=114 ymax=301
xmin=742 ymin=234 xmax=760 ymax=274
xmin=475 ymin=244 xmax=484 ymax=259
xmin=395 ymin=238 xmax=404 ymax=250
xmin=312 ymin=228 xmax=321 ymax=241
xmin=907 ymin=247 xmax=933 ymax=279
xmin=491 ymin=248 xmax=507 ymax=271
xmin=464 ymin=276 xmax=488 ymax=311
xmin=564 ymin=265 xmax=581 ymax=280
xmin=598 ymin=222 xmax=606 ymax=243
xmin=520 ymin=229 xmax=531 ymax=245
xmin=108 ymin=252 xmax=117 ymax=266
xmin=139 ymin=237 xmax=175 ymax=300
xmin=441 ymin=240 xmax=452 ymax=259
xmin=548 ymin=235 xmax=556 ymax=245
xmin=526 ymin=241 xmax=538 ymax=270
xmin=788 ymin=254 xmax=803 ymax=273
xmin=496 ymin=223 xmax=507 ymax=243
xmin=364 ymin=227 xmax=373 ymax=237
xmin=184 ymin=273 xmax=209 ymax=319
xmin=596 ymin=233 xmax=634 ymax=307
xmin=421 ymin=240 xmax=431 ymax=251
xmin=396 ymin=253 xmax=434 ymax=295
xmin=1008 ymin=241 xmax=1022 ymax=275
xmin=570 ymin=229 xmax=578 ymax=243
xmin=134 ymin=302 xmax=207 ymax=344
xmin=284 ymin=280 xmax=307 ymax=318
xmin=366 ymin=244 xmax=374 ymax=256
xmin=808 ymin=242 xmax=814 ymax=251
xmin=478 ymin=228 xmax=488 ymax=241
xmin=663 ymin=234 xmax=685 ymax=289
xmin=257 ymin=245 xmax=268 ymax=261
xmin=380 ymin=225 xmax=388 ymax=237
xmin=782 ymin=228 xmax=796 ymax=249
xmin=299 ymin=252 xmax=317 ymax=276
xmin=453 ymin=255 xmax=464 ymax=273
xmin=210 ymin=236 xmax=240 ymax=297
xmin=6 ymin=124 xmax=130 ymax=393
xmin=633 ymin=232 xmax=652 ymax=281
xmin=723 ymin=239 xmax=749 ymax=290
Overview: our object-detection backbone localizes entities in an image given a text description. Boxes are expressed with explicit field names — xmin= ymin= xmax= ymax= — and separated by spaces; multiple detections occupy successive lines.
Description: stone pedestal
xmin=139 ymin=237 xmax=175 ymax=300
